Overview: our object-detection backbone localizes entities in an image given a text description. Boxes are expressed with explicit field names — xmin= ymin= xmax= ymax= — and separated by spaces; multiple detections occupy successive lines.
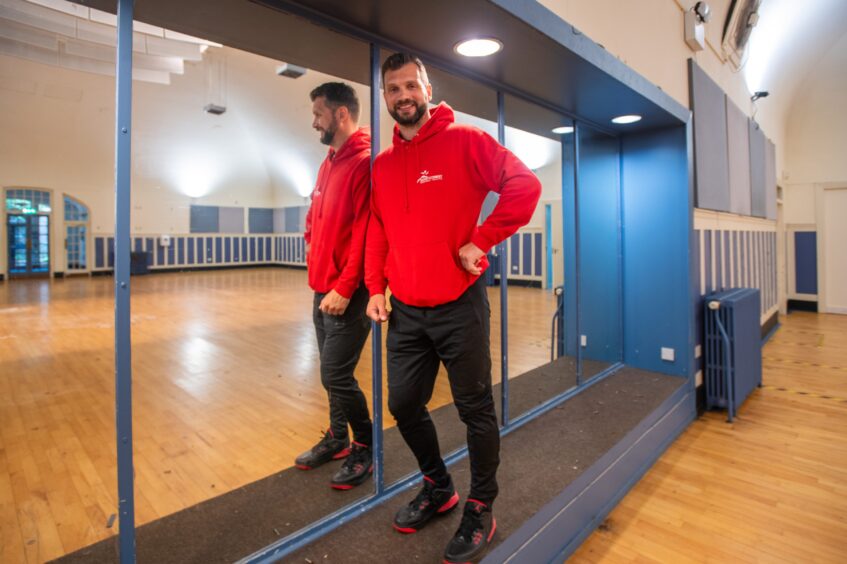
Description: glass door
xmin=7 ymin=214 xmax=50 ymax=277
xmin=66 ymin=225 xmax=87 ymax=272
xmin=64 ymin=195 xmax=90 ymax=273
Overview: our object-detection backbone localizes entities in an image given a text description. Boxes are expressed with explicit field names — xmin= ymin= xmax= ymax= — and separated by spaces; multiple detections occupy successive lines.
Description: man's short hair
xmin=309 ymin=82 xmax=360 ymax=121
xmin=381 ymin=52 xmax=429 ymax=86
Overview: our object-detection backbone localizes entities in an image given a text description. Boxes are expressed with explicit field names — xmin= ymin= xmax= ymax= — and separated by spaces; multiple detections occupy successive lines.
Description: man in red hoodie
xmin=365 ymin=54 xmax=541 ymax=563
xmin=295 ymin=82 xmax=373 ymax=490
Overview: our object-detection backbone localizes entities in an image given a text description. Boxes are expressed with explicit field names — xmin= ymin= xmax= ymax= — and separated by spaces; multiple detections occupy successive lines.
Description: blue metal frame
xmin=369 ymin=42 xmax=385 ymax=498
xmin=545 ymin=204 xmax=553 ymax=289
xmin=573 ymin=122 xmax=583 ymax=384
xmin=497 ymin=91 xmax=510 ymax=429
xmin=114 ymin=0 xmax=136 ymax=562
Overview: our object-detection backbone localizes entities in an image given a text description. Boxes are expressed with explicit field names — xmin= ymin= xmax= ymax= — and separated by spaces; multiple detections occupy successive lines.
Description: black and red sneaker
xmin=393 ymin=475 xmax=459 ymax=533
xmin=443 ymin=499 xmax=496 ymax=563
xmin=294 ymin=430 xmax=350 ymax=470
xmin=330 ymin=442 xmax=373 ymax=490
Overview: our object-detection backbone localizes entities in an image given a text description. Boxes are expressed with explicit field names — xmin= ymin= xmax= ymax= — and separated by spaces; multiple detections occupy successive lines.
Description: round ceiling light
xmin=454 ymin=38 xmax=503 ymax=57
xmin=611 ymin=114 xmax=642 ymax=124
xmin=551 ymin=126 xmax=574 ymax=134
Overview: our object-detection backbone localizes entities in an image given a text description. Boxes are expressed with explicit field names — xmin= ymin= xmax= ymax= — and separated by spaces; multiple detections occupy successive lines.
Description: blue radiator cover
xmin=704 ymin=288 xmax=762 ymax=419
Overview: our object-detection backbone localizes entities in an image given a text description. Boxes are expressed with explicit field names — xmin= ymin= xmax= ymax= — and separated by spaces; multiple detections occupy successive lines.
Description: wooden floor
xmin=0 ymin=268 xmax=557 ymax=563
xmin=4 ymin=270 xmax=845 ymax=563
xmin=571 ymin=311 xmax=847 ymax=563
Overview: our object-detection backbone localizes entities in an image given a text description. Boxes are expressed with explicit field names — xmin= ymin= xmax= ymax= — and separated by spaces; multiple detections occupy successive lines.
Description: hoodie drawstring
xmin=402 ymin=145 xmax=410 ymax=212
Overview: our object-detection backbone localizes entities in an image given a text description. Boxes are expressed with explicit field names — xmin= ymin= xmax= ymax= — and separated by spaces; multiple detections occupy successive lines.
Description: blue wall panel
xmin=534 ymin=232 xmax=542 ymax=277
xmin=225 ymin=237 xmax=231 ymax=262
xmin=703 ymin=230 xmax=712 ymax=295
xmin=510 ymin=234 xmax=519 ymax=275
xmin=191 ymin=205 xmax=219 ymax=233
xmin=178 ymin=238 xmax=185 ymax=264
xmin=622 ymin=127 xmax=690 ymax=376
xmin=249 ymin=208 xmax=274 ymax=234
xmin=692 ymin=230 xmax=703 ymax=377
xmin=578 ymin=128 xmax=622 ymax=364
xmin=215 ymin=238 xmax=222 ymax=264
xmin=715 ymin=231 xmax=724 ymax=290
xmin=95 ymin=237 xmax=104 ymax=268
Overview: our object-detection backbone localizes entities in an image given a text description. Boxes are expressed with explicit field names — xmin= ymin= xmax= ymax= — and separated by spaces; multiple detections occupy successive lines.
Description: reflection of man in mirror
xmin=295 ymin=82 xmax=373 ymax=491
xmin=365 ymin=53 xmax=541 ymax=562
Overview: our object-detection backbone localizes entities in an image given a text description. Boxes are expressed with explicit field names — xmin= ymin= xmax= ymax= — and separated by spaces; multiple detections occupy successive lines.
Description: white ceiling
xmin=0 ymin=0 xmax=219 ymax=84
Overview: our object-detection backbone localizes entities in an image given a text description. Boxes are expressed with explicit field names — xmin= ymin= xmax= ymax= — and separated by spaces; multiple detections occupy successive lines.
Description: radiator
xmin=704 ymin=288 xmax=762 ymax=421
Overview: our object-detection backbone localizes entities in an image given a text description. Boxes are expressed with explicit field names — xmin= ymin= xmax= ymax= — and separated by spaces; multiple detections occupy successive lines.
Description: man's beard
xmin=319 ymin=118 xmax=338 ymax=145
xmin=389 ymin=99 xmax=427 ymax=126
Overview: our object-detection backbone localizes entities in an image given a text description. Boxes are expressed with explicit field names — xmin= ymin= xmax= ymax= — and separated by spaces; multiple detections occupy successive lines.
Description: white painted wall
xmin=782 ymin=32 xmax=847 ymax=311
xmin=538 ymin=0 xmax=787 ymax=174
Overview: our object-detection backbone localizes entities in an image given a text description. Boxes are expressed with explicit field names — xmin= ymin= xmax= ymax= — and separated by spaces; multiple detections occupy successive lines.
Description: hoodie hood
xmin=331 ymin=127 xmax=371 ymax=162
xmin=392 ymin=102 xmax=454 ymax=147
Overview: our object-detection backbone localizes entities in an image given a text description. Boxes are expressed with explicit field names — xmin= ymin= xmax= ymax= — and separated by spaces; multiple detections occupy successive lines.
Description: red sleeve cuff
xmin=470 ymin=231 xmax=495 ymax=255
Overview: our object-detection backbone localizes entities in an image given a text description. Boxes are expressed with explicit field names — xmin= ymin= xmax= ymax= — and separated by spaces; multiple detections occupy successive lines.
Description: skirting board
xmin=483 ymin=381 xmax=695 ymax=563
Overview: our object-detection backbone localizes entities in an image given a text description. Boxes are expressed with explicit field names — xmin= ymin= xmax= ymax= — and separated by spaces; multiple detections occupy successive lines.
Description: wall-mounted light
xmin=203 ymin=104 xmax=226 ymax=115
xmin=750 ymin=90 xmax=769 ymax=102
xmin=276 ymin=63 xmax=307 ymax=78
xmin=454 ymin=38 xmax=503 ymax=57
xmin=685 ymin=1 xmax=711 ymax=52
xmin=551 ymin=126 xmax=574 ymax=134
xmin=611 ymin=114 xmax=642 ymax=124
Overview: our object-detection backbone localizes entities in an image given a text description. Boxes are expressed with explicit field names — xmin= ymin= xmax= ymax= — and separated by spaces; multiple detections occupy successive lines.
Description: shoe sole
xmin=330 ymin=465 xmax=373 ymax=490
xmin=442 ymin=517 xmax=496 ymax=564
xmin=392 ymin=491 xmax=460 ymax=534
xmin=295 ymin=447 xmax=352 ymax=471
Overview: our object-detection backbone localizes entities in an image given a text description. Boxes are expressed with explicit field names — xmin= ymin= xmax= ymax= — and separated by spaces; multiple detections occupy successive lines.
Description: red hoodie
xmin=305 ymin=127 xmax=371 ymax=298
xmin=366 ymin=103 xmax=541 ymax=307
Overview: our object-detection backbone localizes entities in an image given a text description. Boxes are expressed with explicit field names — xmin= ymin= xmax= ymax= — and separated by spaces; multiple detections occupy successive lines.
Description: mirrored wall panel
xmin=503 ymin=94 xmax=578 ymax=420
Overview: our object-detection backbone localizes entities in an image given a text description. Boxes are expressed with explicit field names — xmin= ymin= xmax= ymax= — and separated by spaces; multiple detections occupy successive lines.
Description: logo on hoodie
xmin=416 ymin=170 xmax=443 ymax=185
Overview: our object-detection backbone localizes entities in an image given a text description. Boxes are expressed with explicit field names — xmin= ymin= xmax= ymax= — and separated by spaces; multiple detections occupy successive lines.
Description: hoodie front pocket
xmin=386 ymin=241 xmax=469 ymax=305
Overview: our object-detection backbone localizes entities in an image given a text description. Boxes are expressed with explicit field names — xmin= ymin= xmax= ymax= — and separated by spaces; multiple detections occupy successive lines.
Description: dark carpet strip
xmin=53 ymin=360 xmax=682 ymax=564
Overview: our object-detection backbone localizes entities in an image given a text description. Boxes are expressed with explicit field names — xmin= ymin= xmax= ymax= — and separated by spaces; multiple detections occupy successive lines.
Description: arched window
xmin=64 ymin=196 xmax=89 ymax=222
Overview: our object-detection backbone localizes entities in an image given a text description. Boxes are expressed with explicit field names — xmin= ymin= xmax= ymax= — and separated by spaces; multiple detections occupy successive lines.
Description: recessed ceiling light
xmin=611 ymin=114 xmax=642 ymax=124
xmin=454 ymin=38 xmax=503 ymax=57
xmin=552 ymin=126 xmax=574 ymax=134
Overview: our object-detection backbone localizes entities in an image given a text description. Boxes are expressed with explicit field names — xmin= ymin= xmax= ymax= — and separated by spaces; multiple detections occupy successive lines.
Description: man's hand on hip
xmin=366 ymin=294 xmax=389 ymax=322
xmin=319 ymin=289 xmax=350 ymax=316
xmin=458 ymin=242 xmax=485 ymax=275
